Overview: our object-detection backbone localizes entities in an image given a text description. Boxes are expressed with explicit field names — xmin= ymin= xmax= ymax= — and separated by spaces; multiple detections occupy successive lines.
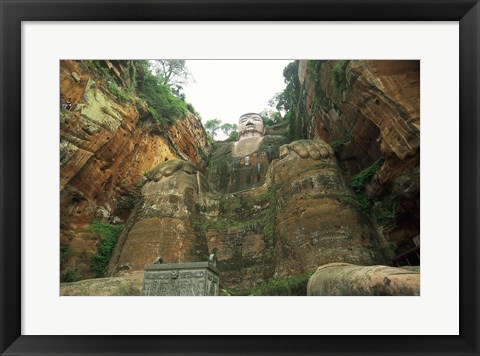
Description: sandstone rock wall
xmin=307 ymin=262 xmax=420 ymax=296
xmin=60 ymin=60 xmax=211 ymax=280
xmin=207 ymin=135 xmax=288 ymax=193
xmin=108 ymin=139 xmax=392 ymax=291
xmin=270 ymin=141 xmax=390 ymax=278
xmin=296 ymin=60 xmax=420 ymax=254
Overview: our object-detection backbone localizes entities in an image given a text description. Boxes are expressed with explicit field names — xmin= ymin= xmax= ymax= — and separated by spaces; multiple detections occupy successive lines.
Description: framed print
xmin=1 ymin=0 xmax=479 ymax=355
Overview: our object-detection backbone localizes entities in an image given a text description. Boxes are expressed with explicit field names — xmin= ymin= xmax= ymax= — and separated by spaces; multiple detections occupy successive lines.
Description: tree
xmin=134 ymin=61 xmax=187 ymax=125
xmin=205 ymin=119 xmax=222 ymax=139
xmin=259 ymin=109 xmax=283 ymax=127
xmin=150 ymin=60 xmax=192 ymax=97
xmin=220 ymin=123 xmax=238 ymax=142
xmin=220 ymin=123 xmax=237 ymax=137
xmin=276 ymin=61 xmax=299 ymax=113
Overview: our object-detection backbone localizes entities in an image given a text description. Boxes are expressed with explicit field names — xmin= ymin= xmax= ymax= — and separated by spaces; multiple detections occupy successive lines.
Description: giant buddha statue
xmin=232 ymin=112 xmax=265 ymax=157
xmin=108 ymin=113 xmax=391 ymax=289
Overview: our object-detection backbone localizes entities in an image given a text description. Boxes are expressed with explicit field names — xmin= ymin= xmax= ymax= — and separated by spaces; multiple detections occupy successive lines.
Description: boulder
xmin=307 ymin=262 xmax=420 ymax=296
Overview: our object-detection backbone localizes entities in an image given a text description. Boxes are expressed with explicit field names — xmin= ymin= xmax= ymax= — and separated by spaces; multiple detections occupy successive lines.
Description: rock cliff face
xmin=271 ymin=141 xmax=389 ymax=278
xmin=207 ymin=135 xmax=289 ymax=193
xmin=295 ymin=60 xmax=420 ymax=254
xmin=60 ymin=59 xmax=419 ymax=295
xmin=60 ymin=60 xmax=211 ymax=280
xmin=109 ymin=138 xmax=391 ymax=290
xmin=307 ymin=263 xmax=420 ymax=296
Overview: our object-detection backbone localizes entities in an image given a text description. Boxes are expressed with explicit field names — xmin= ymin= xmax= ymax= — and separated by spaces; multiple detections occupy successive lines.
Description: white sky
xmin=182 ymin=60 xmax=293 ymax=128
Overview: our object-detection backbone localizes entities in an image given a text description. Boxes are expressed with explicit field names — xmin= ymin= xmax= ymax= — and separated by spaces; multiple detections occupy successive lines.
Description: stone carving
xmin=233 ymin=113 xmax=265 ymax=157
xmin=237 ymin=112 xmax=265 ymax=139
xmin=142 ymin=261 xmax=219 ymax=296
xmin=307 ymin=263 xmax=420 ymax=296
xmin=271 ymin=139 xmax=389 ymax=277
xmin=108 ymin=159 xmax=211 ymax=272
xmin=112 ymin=111 xmax=392 ymax=292
xmin=279 ymin=139 xmax=334 ymax=160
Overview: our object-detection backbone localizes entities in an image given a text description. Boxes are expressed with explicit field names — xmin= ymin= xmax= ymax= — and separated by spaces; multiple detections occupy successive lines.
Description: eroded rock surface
xmin=61 ymin=271 xmax=143 ymax=296
xmin=61 ymin=60 xmax=420 ymax=294
xmin=60 ymin=60 xmax=211 ymax=279
xmin=296 ymin=60 xmax=420 ymax=254
xmin=110 ymin=135 xmax=391 ymax=290
xmin=107 ymin=160 xmax=210 ymax=273
xmin=271 ymin=140 xmax=389 ymax=277
xmin=307 ymin=262 xmax=420 ymax=296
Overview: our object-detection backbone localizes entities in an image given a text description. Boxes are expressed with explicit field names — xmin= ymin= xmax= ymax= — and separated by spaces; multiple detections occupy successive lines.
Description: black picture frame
xmin=1 ymin=1 xmax=479 ymax=355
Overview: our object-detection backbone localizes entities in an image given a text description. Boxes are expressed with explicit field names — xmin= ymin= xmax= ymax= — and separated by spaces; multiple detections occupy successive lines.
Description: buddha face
xmin=237 ymin=113 xmax=264 ymax=139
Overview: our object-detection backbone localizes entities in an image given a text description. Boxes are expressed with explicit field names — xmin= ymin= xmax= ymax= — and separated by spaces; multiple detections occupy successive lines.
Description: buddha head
xmin=237 ymin=113 xmax=264 ymax=140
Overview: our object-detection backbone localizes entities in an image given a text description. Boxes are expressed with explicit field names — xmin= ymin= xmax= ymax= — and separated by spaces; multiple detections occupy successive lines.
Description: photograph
xmin=59 ymin=59 xmax=420 ymax=296
xmin=2 ymin=0 xmax=478 ymax=353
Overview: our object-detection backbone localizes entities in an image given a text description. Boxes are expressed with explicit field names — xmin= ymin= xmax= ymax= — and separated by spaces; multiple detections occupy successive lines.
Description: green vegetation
xmin=207 ymin=142 xmax=233 ymax=169
xmin=307 ymin=60 xmax=326 ymax=98
xmin=84 ymin=60 xmax=195 ymax=127
xmin=372 ymin=194 xmax=397 ymax=225
xmin=60 ymin=244 xmax=72 ymax=266
xmin=263 ymin=186 xmax=277 ymax=258
xmin=329 ymin=140 xmax=344 ymax=155
xmin=149 ymin=60 xmax=191 ymax=90
xmin=331 ymin=60 xmax=350 ymax=94
xmin=116 ymin=192 xmax=140 ymax=210
xmin=88 ymin=221 xmax=124 ymax=277
xmin=350 ymin=158 xmax=384 ymax=193
xmin=259 ymin=108 xmax=285 ymax=127
xmin=344 ymin=159 xmax=398 ymax=224
xmin=227 ymin=271 xmax=314 ymax=296
xmin=204 ymin=118 xmax=222 ymax=139
xmin=88 ymin=60 xmax=115 ymax=82
xmin=62 ymin=268 xmax=81 ymax=283
xmin=338 ymin=194 xmax=372 ymax=215
xmin=108 ymin=81 xmax=132 ymax=102
xmin=135 ymin=61 xmax=188 ymax=126
xmin=220 ymin=123 xmax=238 ymax=140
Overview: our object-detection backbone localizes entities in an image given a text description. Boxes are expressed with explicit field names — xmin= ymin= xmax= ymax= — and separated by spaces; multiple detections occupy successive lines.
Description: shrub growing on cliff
xmin=88 ymin=221 xmax=124 ymax=277
xmin=136 ymin=62 xmax=187 ymax=126
xmin=60 ymin=245 xmax=73 ymax=267
xmin=227 ymin=271 xmax=314 ymax=296
xmin=332 ymin=60 xmax=350 ymax=94
xmin=350 ymin=158 xmax=384 ymax=193
xmin=108 ymin=82 xmax=132 ymax=102
xmin=62 ymin=268 xmax=81 ymax=283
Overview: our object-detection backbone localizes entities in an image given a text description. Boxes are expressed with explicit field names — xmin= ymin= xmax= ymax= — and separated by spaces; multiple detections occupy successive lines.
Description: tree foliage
xmin=332 ymin=60 xmax=350 ymax=94
xmin=220 ymin=123 xmax=237 ymax=136
xmin=88 ymin=221 xmax=124 ymax=277
xmin=205 ymin=118 xmax=222 ymax=139
xmin=259 ymin=108 xmax=283 ymax=127
xmin=150 ymin=60 xmax=191 ymax=96
xmin=135 ymin=61 xmax=188 ymax=125
xmin=278 ymin=61 xmax=300 ymax=113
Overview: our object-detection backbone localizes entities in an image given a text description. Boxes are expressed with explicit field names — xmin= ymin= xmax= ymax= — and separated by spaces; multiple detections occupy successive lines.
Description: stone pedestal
xmin=142 ymin=260 xmax=219 ymax=296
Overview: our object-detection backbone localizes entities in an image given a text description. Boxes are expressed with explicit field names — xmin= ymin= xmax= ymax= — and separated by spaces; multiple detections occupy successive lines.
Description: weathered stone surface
xmin=60 ymin=60 xmax=211 ymax=278
xmin=237 ymin=112 xmax=265 ymax=140
xmin=208 ymin=136 xmax=288 ymax=193
xmin=60 ymin=271 xmax=143 ymax=296
xmin=307 ymin=262 xmax=420 ymax=296
xmin=109 ymin=138 xmax=393 ymax=292
xmin=297 ymin=60 xmax=420 ymax=253
xmin=233 ymin=136 xmax=264 ymax=157
xmin=60 ymin=60 xmax=420 ymax=296
xmin=271 ymin=140 xmax=390 ymax=278
xmin=142 ymin=261 xmax=219 ymax=296
xmin=108 ymin=159 xmax=209 ymax=273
